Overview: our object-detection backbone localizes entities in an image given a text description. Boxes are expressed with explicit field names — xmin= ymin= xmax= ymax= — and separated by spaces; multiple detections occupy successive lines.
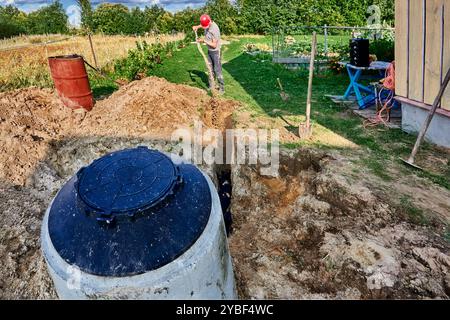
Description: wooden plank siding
xmin=408 ymin=0 xmax=425 ymax=102
xmin=395 ymin=0 xmax=450 ymax=111
xmin=443 ymin=2 xmax=450 ymax=110
xmin=424 ymin=0 xmax=444 ymax=105
xmin=395 ymin=0 xmax=409 ymax=98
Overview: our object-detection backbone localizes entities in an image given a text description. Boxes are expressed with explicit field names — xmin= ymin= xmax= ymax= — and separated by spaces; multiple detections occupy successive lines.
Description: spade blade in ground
xmin=280 ymin=92 xmax=290 ymax=102
xmin=298 ymin=123 xmax=313 ymax=139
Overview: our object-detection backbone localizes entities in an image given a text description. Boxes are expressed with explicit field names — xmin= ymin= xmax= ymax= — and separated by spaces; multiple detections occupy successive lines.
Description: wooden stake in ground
xmin=299 ymin=32 xmax=317 ymax=139
xmin=88 ymin=33 xmax=99 ymax=70
xmin=194 ymin=29 xmax=216 ymax=96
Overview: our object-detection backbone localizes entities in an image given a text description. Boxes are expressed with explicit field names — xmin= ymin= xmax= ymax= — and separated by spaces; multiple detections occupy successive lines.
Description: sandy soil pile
xmin=79 ymin=77 xmax=234 ymax=137
xmin=0 ymin=185 xmax=56 ymax=299
xmin=0 ymin=77 xmax=236 ymax=186
xmin=0 ymin=88 xmax=70 ymax=185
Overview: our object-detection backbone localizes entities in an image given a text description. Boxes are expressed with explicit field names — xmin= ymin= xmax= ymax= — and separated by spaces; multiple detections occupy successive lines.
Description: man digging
xmin=193 ymin=14 xmax=225 ymax=94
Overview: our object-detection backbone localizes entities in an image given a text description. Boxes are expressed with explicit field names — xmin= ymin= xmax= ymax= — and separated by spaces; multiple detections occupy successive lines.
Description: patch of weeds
xmin=352 ymin=168 xmax=360 ymax=174
xmin=281 ymin=142 xmax=305 ymax=150
xmin=280 ymin=140 xmax=309 ymax=150
xmin=444 ymin=226 xmax=450 ymax=243
xmin=417 ymin=170 xmax=450 ymax=190
xmin=323 ymin=255 xmax=336 ymax=271
xmin=399 ymin=195 xmax=429 ymax=225
xmin=365 ymin=156 xmax=392 ymax=181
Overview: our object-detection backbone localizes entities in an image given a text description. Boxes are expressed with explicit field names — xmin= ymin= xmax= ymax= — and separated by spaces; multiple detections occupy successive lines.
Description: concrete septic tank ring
xmin=42 ymin=147 xmax=236 ymax=299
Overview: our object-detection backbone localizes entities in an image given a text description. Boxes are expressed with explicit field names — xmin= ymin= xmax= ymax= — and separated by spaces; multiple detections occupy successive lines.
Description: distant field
xmin=0 ymin=33 xmax=184 ymax=91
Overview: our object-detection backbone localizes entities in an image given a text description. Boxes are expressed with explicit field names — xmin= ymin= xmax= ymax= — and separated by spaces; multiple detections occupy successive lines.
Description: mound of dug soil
xmin=0 ymin=88 xmax=70 ymax=185
xmin=0 ymin=77 xmax=236 ymax=186
xmin=78 ymin=77 xmax=235 ymax=137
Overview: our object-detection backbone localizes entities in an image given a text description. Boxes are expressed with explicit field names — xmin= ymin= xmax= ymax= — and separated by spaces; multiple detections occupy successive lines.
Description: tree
xmin=125 ymin=7 xmax=146 ymax=35
xmin=157 ymin=12 xmax=174 ymax=34
xmin=205 ymin=0 xmax=238 ymax=35
xmin=144 ymin=5 xmax=165 ymax=33
xmin=76 ymin=0 xmax=94 ymax=31
xmin=91 ymin=3 xmax=129 ymax=35
xmin=1 ymin=0 xmax=395 ymax=37
xmin=173 ymin=7 xmax=202 ymax=34
xmin=0 ymin=5 xmax=27 ymax=38
xmin=26 ymin=1 xmax=68 ymax=34
xmin=372 ymin=0 xmax=395 ymax=26
xmin=235 ymin=0 xmax=274 ymax=34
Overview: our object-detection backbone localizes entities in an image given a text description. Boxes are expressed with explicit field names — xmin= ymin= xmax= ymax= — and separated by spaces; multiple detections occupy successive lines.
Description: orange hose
xmin=364 ymin=61 xmax=396 ymax=128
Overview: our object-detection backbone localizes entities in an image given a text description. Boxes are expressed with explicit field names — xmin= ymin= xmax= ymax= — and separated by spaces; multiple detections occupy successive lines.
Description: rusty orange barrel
xmin=48 ymin=54 xmax=94 ymax=111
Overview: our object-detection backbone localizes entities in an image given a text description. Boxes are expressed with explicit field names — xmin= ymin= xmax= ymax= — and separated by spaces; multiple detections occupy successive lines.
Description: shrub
xmin=114 ymin=39 xmax=188 ymax=80
xmin=370 ymin=38 xmax=395 ymax=62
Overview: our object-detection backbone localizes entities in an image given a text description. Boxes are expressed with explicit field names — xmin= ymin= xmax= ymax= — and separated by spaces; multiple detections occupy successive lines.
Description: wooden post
xmin=88 ymin=33 xmax=99 ymax=70
xmin=306 ymin=32 xmax=317 ymax=129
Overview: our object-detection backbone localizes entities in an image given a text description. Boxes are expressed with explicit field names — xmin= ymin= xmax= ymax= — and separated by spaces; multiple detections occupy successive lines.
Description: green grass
xmin=89 ymin=73 xmax=118 ymax=99
xmin=399 ymin=195 xmax=429 ymax=225
xmin=445 ymin=226 xmax=450 ymax=243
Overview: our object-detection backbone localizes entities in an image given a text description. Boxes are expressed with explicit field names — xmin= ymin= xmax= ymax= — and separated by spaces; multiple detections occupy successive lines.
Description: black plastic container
xmin=350 ymin=38 xmax=370 ymax=67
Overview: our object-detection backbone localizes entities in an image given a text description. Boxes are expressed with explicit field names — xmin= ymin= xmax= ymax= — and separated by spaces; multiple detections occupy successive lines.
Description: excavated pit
xmin=0 ymin=77 xmax=449 ymax=299
xmin=228 ymin=149 xmax=450 ymax=299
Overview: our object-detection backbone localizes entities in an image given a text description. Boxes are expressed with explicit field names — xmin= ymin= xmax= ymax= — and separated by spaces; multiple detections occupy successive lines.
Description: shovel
xmin=277 ymin=78 xmax=290 ymax=102
xmin=401 ymin=67 xmax=450 ymax=170
xmin=194 ymin=29 xmax=216 ymax=96
xmin=299 ymin=32 xmax=317 ymax=139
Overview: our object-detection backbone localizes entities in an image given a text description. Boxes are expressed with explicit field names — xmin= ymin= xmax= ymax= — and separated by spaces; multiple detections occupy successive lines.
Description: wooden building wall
xmin=395 ymin=0 xmax=450 ymax=111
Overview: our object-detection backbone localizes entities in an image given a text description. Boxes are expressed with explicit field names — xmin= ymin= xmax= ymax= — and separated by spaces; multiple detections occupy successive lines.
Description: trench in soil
xmin=217 ymin=167 xmax=233 ymax=235
xmin=1 ymin=83 xmax=449 ymax=300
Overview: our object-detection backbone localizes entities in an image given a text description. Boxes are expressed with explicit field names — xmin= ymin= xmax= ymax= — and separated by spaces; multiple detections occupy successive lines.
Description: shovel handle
xmin=277 ymin=78 xmax=284 ymax=91
xmin=306 ymin=32 xmax=317 ymax=128
xmin=408 ymin=67 xmax=450 ymax=163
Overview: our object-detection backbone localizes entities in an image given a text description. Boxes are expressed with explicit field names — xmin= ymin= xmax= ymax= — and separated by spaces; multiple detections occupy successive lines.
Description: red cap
xmin=200 ymin=14 xmax=211 ymax=28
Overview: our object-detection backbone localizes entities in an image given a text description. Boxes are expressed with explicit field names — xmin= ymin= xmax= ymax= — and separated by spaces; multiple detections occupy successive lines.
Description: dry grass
xmin=0 ymin=33 xmax=184 ymax=91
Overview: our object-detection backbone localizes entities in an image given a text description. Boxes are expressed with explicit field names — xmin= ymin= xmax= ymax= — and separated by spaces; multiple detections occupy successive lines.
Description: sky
xmin=0 ymin=0 xmax=207 ymax=26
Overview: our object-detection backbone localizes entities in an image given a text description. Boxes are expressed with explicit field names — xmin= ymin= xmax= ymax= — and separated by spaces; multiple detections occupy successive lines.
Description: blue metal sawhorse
xmin=340 ymin=62 xmax=390 ymax=109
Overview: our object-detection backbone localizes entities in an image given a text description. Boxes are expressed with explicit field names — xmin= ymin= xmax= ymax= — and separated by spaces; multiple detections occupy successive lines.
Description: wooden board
xmin=408 ymin=0 xmax=425 ymax=102
xmin=395 ymin=0 xmax=409 ymax=98
xmin=443 ymin=1 xmax=450 ymax=110
xmin=424 ymin=0 xmax=444 ymax=105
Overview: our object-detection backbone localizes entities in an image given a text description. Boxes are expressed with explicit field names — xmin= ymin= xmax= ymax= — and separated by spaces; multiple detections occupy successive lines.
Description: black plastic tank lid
xmin=76 ymin=147 xmax=181 ymax=223
xmin=47 ymin=147 xmax=212 ymax=276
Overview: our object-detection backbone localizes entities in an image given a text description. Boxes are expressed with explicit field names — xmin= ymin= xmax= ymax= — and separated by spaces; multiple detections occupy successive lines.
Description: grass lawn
xmin=145 ymin=36 xmax=449 ymax=191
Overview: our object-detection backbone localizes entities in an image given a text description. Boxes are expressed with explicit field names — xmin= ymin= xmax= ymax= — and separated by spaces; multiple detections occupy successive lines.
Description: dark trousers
xmin=207 ymin=50 xmax=224 ymax=91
